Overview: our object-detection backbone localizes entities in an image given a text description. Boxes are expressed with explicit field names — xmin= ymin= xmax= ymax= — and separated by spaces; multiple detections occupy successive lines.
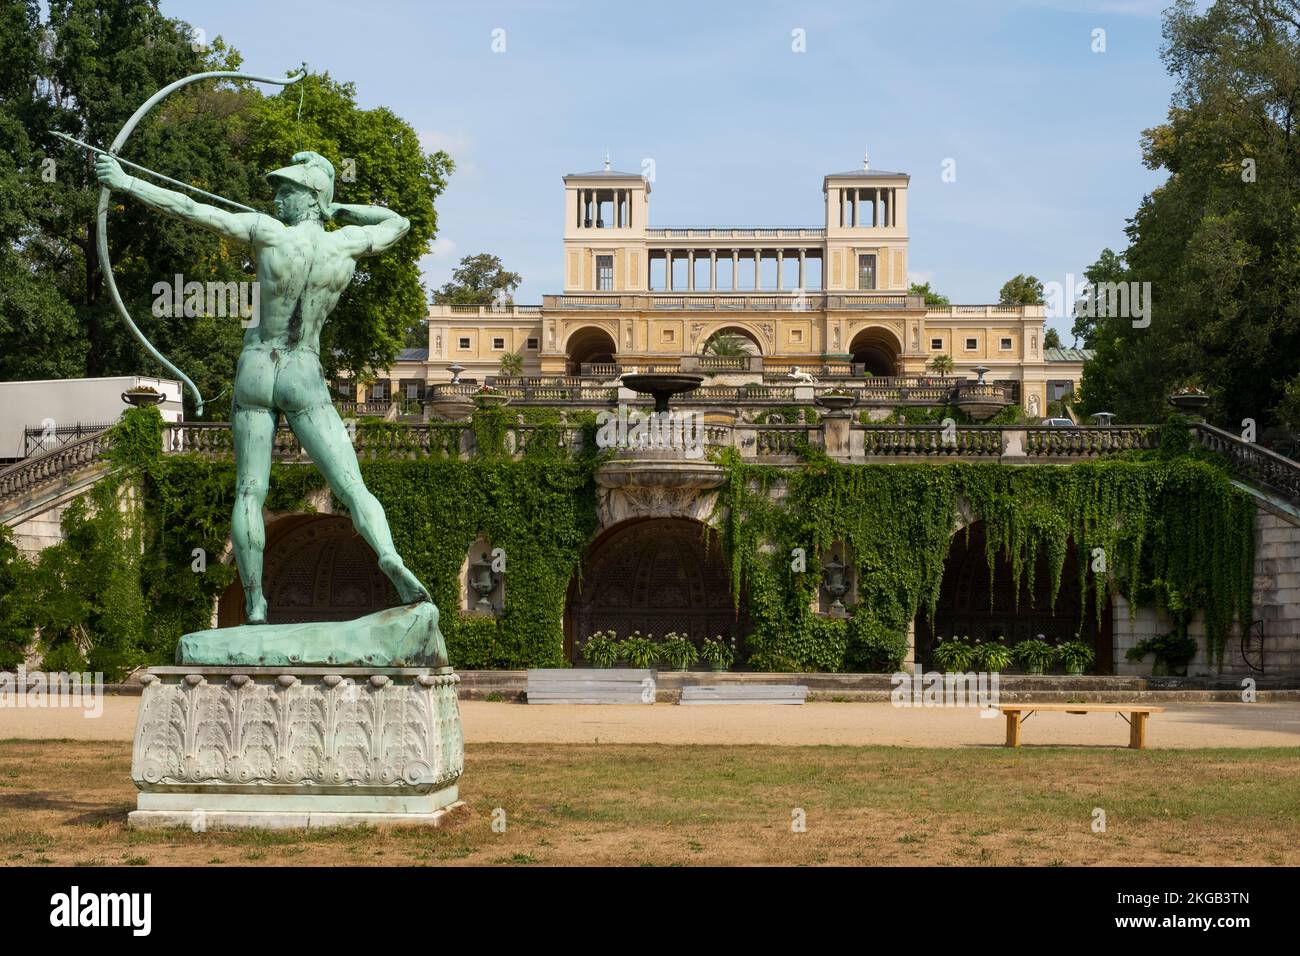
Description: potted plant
xmin=699 ymin=634 xmax=736 ymax=672
xmin=1168 ymin=382 xmax=1210 ymax=418
xmin=621 ymin=631 xmax=659 ymax=669
xmin=580 ymin=629 xmax=619 ymax=668
xmin=1125 ymin=631 xmax=1198 ymax=676
xmin=931 ymin=635 xmax=976 ymax=671
xmin=1055 ymin=640 xmax=1095 ymax=675
xmin=815 ymin=387 xmax=857 ymax=411
xmin=1011 ymin=637 xmax=1054 ymax=675
xmin=473 ymin=384 xmax=511 ymax=409
xmin=972 ymin=639 xmax=1012 ymax=673
xmin=121 ymin=384 xmax=165 ymax=407
xmin=657 ymin=632 xmax=698 ymax=672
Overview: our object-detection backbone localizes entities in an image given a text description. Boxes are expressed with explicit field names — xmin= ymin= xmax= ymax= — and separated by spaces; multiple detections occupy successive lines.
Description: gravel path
xmin=2 ymin=698 xmax=1299 ymax=748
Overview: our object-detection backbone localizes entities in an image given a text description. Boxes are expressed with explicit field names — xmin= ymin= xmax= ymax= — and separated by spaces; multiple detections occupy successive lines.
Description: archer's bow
xmin=93 ymin=65 xmax=308 ymax=417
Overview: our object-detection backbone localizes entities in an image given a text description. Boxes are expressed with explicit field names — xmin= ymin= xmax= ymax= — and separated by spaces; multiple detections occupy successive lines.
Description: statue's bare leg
xmin=278 ymin=359 xmax=430 ymax=605
xmin=231 ymin=402 xmax=275 ymax=624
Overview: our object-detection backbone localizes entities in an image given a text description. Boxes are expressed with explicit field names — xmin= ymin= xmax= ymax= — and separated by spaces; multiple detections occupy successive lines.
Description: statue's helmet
xmin=266 ymin=151 xmax=335 ymax=211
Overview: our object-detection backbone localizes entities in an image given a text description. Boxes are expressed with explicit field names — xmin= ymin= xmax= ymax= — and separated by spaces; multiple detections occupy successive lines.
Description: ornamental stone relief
xmin=131 ymin=670 xmax=463 ymax=794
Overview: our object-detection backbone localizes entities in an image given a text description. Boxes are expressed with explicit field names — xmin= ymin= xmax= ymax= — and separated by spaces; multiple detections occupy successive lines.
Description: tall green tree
xmin=909 ymin=281 xmax=949 ymax=306
xmin=1 ymin=0 xmax=452 ymax=418
xmin=1078 ymin=0 xmax=1300 ymax=427
xmin=432 ymin=253 xmax=521 ymax=305
xmin=998 ymin=274 xmax=1045 ymax=305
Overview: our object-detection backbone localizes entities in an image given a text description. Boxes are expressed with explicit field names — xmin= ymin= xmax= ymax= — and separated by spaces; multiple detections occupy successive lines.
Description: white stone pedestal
xmin=128 ymin=666 xmax=463 ymax=829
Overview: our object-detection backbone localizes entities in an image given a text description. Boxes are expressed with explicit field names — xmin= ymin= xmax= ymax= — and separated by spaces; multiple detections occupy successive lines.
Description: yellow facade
xmin=377 ymin=159 xmax=1084 ymax=418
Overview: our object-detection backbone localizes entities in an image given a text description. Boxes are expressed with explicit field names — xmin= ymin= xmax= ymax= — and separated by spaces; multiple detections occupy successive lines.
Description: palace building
xmin=360 ymin=156 xmax=1088 ymax=419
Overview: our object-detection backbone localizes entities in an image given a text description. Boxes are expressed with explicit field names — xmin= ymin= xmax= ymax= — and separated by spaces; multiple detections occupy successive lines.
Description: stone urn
xmin=815 ymin=392 xmax=857 ymax=411
xmin=472 ymin=391 xmax=511 ymax=410
xmin=1168 ymin=390 xmax=1210 ymax=420
xmin=122 ymin=386 xmax=165 ymax=408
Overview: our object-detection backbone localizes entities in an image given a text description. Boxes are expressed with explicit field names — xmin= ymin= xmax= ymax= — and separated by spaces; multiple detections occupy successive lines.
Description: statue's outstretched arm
xmin=95 ymin=154 xmax=275 ymax=245
xmin=330 ymin=203 xmax=410 ymax=258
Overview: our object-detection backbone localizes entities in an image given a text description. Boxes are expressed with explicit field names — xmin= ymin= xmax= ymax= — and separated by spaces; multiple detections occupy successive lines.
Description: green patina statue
xmin=96 ymin=150 xmax=442 ymax=664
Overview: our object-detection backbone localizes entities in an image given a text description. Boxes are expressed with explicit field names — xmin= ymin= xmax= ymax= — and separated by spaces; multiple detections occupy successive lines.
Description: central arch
xmin=848 ymin=326 xmax=902 ymax=376
xmin=565 ymin=325 xmax=617 ymax=375
xmin=217 ymin=514 xmax=397 ymax=626
xmin=913 ymin=521 xmax=1111 ymax=671
xmin=564 ymin=517 xmax=745 ymax=661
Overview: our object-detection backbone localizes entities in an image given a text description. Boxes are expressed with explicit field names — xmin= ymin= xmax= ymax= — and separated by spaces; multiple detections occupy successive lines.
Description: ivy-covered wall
xmin=0 ymin=408 xmax=1257 ymax=679
xmin=716 ymin=433 xmax=1256 ymax=672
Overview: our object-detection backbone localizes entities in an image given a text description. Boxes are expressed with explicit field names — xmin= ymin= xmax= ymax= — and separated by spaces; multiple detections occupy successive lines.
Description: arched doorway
xmin=217 ymin=514 xmax=398 ymax=626
xmin=565 ymin=517 xmax=745 ymax=660
xmin=913 ymin=522 xmax=1111 ymax=671
xmin=701 ymin=326 xmax=762 ymax=356
xmin=848 ymin=327 xmax=901 ymax=376
xmin=566 ymin=326 xmax=617 ymax=375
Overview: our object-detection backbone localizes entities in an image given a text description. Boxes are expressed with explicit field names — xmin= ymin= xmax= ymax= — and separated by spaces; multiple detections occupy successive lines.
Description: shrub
xmin=932 ymin=635 xmax=976 ymax=671
xmin=1125 ymin=631 xmax=1198 ymax=666
xmin=1055 ymin=641 xmax=1095 ymax=672
xmin=621 ymin=631 xmax=659 ymax=669
xmin=699 ymin=634 xmax=736 ymax=670
xmin=580 ymin=630 xmax=619 ymax=668
xmin=845 ymin=613 xmax=908 ymax=672
xmin=1011 ymin=638 xmax=1054 ymax=672
xmin=972 ymin=640 xmax=1012 ymax=672
xmin=657 ymin=632 xmax=698 ymax=670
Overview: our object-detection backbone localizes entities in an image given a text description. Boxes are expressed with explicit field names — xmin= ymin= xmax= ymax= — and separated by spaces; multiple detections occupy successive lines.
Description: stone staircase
xmin=0 ymin=429 xmax=115 ymax=548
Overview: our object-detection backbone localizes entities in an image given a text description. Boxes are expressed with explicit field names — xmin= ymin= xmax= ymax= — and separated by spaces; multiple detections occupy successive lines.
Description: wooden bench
xmin=526 ymin=668 xmax=655 ymax=704
xmin=679 ymin=685 xmax=807 ymax=705
xmin=998 ymin=703 xmax=1166 ymax=749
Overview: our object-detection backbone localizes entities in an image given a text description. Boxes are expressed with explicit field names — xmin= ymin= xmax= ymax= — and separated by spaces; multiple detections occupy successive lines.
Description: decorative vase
xmin=122 ymin=388 xmax=165 ymax=408
xmin=711 ymin=663 xmax=728 ymax=672
xmin=1024 ymin=663 xmax=1044 ymax=675
xmin=473 ymin=392 xmax=511 ymax=409
xmin=815 ymin=393 xmax=856 ymax=411
xmin=1063 ymin=662 xmax=1084 ymax=675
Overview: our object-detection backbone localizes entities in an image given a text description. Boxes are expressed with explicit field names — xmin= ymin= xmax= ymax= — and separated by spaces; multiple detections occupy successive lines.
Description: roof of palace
xmin=563 ymin=169 xmax=646 ymax=180
xmin=823 ymin=168 xmax=910 ymax=180
xmin=1044 ymin=347 xmax=1094 ymax=363
xmin=397 ymin=348 xmax=429 ymax=362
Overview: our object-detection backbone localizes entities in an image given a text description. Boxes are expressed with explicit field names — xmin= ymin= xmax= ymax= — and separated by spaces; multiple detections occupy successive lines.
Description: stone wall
xmin=1113 ymin=501 xmax=1300 ymax=678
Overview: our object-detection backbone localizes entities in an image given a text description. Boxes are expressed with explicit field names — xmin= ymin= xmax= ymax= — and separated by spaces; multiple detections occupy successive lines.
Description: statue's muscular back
xmin=235 ymin=220 xmax=357 ymax=416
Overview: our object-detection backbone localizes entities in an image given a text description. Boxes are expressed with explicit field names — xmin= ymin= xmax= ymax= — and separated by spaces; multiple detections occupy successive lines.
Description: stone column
xmin=754 ymin=249 xmax=762 ymax=290
xmin=709 ymin=250 xmax=717 ymax=291
xmin=776 ymin=249 xmax=784 ymax=290
xmin=732 ymin=249 xmax=739 ymax=290
xmin=665 ymin=250 xmax=673 ymax=291
xmin=688 ymin=250 xmax=695 ymax=291
xmin=798 ymin=249 xmax=806 ymax=289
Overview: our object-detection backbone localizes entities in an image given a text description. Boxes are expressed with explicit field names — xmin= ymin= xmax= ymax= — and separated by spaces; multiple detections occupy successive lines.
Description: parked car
xmin=1043 ymin=417 xmax=1076 ymax=427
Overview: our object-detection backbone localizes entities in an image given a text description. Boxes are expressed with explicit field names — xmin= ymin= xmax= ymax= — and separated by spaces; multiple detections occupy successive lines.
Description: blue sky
xmin=163 ymin=0 xmax=1181 ymax=342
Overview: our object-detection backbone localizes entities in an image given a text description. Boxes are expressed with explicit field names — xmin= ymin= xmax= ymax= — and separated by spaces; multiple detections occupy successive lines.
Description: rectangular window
xmin=596 ymin=254 xmax=614 ymax=291
xmin=406 ymin=383 xmax=420 ymax=400
xmin=526 ymin=337 xmax=539 ymax=350
xmin=1000 ymin=337 xmax=1013 ymax=351
xmin=492 ymin=337 xmax=505 ymax=350
xmin=371 ymin=381 xmax=388 ymax=401
xmin=457 ymin=337 xmax=471 ymax=350
xmin=965 ymin=337 xmax=978 ymax=351
xmin=930 ymin=338 xmax=943 ymax=350
xmin=857 ymin=254 xmax=877 ymax=290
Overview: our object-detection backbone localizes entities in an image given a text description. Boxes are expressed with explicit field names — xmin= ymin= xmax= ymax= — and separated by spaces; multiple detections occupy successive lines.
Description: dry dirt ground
xmin=3 ymin=698 xmax=1299 ymax=748
xmin=0 ymin=737 xmax=1298 ymax=866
